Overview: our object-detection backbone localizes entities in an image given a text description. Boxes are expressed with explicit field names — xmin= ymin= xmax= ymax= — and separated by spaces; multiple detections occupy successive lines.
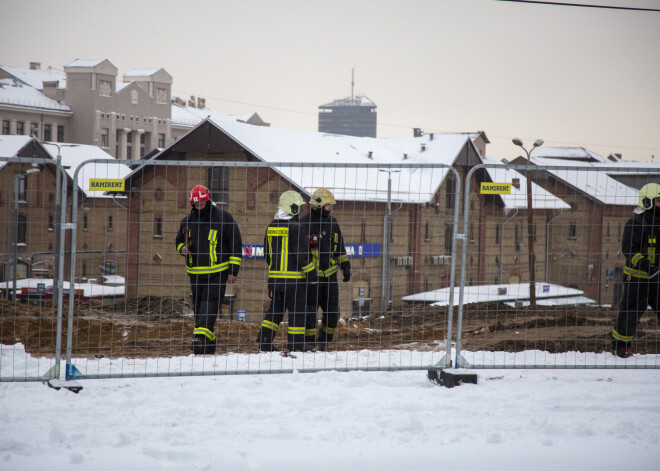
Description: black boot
xmin=257 ymin=329 xmax=278 ymax=352
xmin=612 ymin=339 xmax=632 ymax=358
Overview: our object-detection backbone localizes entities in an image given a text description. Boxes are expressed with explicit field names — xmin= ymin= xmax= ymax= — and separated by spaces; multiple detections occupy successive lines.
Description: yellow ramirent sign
xmin=89 ymin=179 xmax=125 ymax=191
xmin=480 ymin=182 xmax=512 ymax=194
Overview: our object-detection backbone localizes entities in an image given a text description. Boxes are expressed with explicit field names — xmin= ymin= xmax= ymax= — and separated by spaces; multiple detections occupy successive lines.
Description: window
xmin=425 ymin=222 xmax=430 ymax=242
xmin=2 ymin=120 xmax=10 ymax=134
xmin=99 ymin=80 xmax=112 ymax=97
xmin=16 ymin=121 xmax=24 ymax=135
xmin=154 ymin=217 xmax=163 ymax=237
xmin=126 ymin=131 xmax=133 ymax=158
xmin=17 ymin=215 xmax=26 ymax=244
xmin=156 ymin=88 xmax=168 ymax=104
xmin=44 ymin=124 xmax=52 ymax=141
xmin=107 ymin=215 xmax=113 ymax=232
xmin=444 ymin=223 xmax=453 ymax=255
xmin=361 ymin=219 xmax=366 ymax=244
xmin=606 ymin=223 xmax=610 ymax=241
xmin=495 ymin=225 xmax=500 ymax=244
xmin=131 ymin=90 xmax=138 ymax=105
xmin=158 ymin=133 xmax=165 ymax=148
xmin=140 ymin=133 xmax=146 ymax=157
xmin=569 ymin=222 xmax=577 ymax=239
xmin=16 ymin=174 xmax=27 ymax=201
xmin=469 ymin=223 xmax=475 ymax=243
xmin=445 ymin=178 xmax=455 ymax=211
xmin=208 ymin=167 xmax=229 ymax=204
xmin=101 ymin=128 xmax=109 ymax=148
xmin=48 ymin=215 xmax=54 ymax=231
xmin=617 ymin=223 xmax=622 ymax=241
xmin=83 ymin=214 xmax=88 ymax=231
xmin=100 ymin=261 xmax=116 ymax=275
xmin=57 ymin=125 xmax=64 ymax=142
xmin=30 ymin=122 xmax=38 ymax=137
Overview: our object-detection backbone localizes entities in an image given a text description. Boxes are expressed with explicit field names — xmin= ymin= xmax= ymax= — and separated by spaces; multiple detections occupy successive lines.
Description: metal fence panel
xmin=63 ymin=159 xmax=460 ymax=379
xmin=0 ymin=156 xmax=62 ymax=381
xmin=456 ymin=163 xmax=660 ymax=369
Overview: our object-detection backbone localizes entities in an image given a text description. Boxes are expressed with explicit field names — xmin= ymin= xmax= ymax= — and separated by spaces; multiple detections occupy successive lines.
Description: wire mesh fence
xmin=2 ymin=156 xmax=660 ymax=382
xmin=454 ymin=163 xmax=660 ymax=369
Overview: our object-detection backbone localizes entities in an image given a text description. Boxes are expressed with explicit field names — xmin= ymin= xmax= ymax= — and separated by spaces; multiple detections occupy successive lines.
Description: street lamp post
xmin=512 ymin=138 xmax=543 ymax=307
xmin=13 ymin=168 xmax=41 ymax=303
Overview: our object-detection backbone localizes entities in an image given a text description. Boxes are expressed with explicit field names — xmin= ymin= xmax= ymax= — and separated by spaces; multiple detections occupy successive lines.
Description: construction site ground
xmin=1 ymin=296 xmax=659 ymax=359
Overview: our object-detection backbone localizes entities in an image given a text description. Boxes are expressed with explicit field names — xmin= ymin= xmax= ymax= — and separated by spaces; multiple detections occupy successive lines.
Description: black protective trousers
xmin=615 ymin=276 xmax=660 ymax=339
xmin=257 ymin=281 xmax=308 ymax=351
xmin=190 ymin=271 xmax=228 ymax=333
xmin=305 ymin=273 xmax=340 ymax=343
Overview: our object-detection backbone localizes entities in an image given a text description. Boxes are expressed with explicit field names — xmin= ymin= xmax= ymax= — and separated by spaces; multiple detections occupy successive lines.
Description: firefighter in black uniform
xmin=612 ymin=183 xmax=660 ymax=358
xmin=176 ymin=185 xmax=243 ymax=355
xmin=301 ymin=189 xmax=351 ymax=351
xmin=256 ymin=191 xmax=318 ymax=352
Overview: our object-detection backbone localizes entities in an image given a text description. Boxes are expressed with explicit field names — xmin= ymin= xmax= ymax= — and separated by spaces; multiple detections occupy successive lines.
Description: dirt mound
xmin=1 ymin=299 xmax=658 ymax=358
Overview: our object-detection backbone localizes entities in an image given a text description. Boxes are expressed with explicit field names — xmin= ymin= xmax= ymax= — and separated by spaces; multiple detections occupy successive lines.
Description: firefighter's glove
xmin=307 ymin=271 xmax=319 ymax=285
xmin=342 ymin=266 xmax=351 ymax=283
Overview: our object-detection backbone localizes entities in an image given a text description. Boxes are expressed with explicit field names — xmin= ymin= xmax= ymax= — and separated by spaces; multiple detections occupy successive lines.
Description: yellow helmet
xmin=310 ymin=188 xmax=336 ymax=208
xmin=278 ymin=190 xmax=305 ymax=216
xmin=638 ymin=183 xmax=660 ymax=210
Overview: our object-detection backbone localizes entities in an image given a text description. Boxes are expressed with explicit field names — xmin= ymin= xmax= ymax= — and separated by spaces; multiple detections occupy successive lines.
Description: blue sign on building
xmin=242 ymin=243 xmax=381 ymax=259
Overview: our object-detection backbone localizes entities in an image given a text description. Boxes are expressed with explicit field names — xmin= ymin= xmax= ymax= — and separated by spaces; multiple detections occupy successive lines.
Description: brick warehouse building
xmin=120 ymin=114 xmax=582 ymax=322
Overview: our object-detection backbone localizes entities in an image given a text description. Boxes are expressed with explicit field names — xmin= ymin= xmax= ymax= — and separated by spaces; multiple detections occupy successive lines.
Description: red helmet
xmin=189 ymin=185 xmax=211 ymax=204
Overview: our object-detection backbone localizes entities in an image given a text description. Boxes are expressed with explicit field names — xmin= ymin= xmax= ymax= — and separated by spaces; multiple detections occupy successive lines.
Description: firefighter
xmin=300 ymin=188 xmax=351 ymax=351
xmin=256 ymin=191 xmax=318 ymax=352
xmin=176 ymin=185 xmax=243 ymax=355
xmin=612 ymin=183 xmax=660 ymax=358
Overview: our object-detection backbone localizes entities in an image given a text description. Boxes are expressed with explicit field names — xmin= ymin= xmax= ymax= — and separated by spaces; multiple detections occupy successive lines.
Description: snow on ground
xmin=1 ymin=343 xmax=659 ymax=471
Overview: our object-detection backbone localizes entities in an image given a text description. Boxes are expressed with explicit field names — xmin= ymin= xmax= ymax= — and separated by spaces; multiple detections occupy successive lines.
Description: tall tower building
xmin=318 ymin=70 xmax=377 ymax=137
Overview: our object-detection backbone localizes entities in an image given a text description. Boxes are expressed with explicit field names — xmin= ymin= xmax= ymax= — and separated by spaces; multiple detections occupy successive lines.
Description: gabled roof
xmin=535 ymin=147 xmax=608 ymax=163
xmin=64 ymin=59 xmax=117 ymax=76
xmin=528 ymin=155 xmax=643 ymax=206
xmin=0 ymin=136 xmax=51 ymax=171
xmin=130 ymin=114 xmax=479 ymax=204
xmin=123 ymin=68 xmax=172 ymax=84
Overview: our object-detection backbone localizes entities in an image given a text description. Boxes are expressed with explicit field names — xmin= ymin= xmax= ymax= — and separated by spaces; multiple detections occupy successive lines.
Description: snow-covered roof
xmin=0 ymin=77 xmax=70 ymax=112
xmin=0 ymin=135 xmax=36 ymax=158
xmin=402 ymin=283 xmax=590 ymax=307
xmin=171 ymin=103 xmax=257 ymax=127
xmin=124 ymin=69 xmax=160 ymax=77
xmin=64 ymin=59 xmax=107 ymax=68
xmin=0 ymin=65 xmax=65 ymax=89
xmin=535 ymin=147 xmax=608 ymax=163
xmin=205 ymin=115 xmax=473 ymax=203
xmin=481 ymin=154 xmax=570 ymax=210
xmin=41 ymin=142 xmax=132 ymax=198
xmin=529 ymin=155 xmax=647 ymax=206
xmin=320 ymin=95 xmax=376 ymax=108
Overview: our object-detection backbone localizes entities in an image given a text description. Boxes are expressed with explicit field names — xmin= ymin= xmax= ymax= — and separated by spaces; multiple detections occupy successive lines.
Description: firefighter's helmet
xmin=638 ymin=183 xmax=660 ymax=210
xmin=189 ymin=185 xmax=211 ymax=204
xmin=310 ymin=188 xmax=336 ymax=208
xmin=278 ymin=191 xmax=305 ymax=216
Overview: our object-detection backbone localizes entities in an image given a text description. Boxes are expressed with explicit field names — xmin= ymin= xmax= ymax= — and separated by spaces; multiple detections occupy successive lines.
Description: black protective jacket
xmin=176 ymin=204 xmax=243 ymax=277
xmin=264 ymin=217 xmax=315 ymax=288
xmin=300 ymin=208 xmax=350 ymax=278
xmin=622 ymin=207 xmax=660 ymax=280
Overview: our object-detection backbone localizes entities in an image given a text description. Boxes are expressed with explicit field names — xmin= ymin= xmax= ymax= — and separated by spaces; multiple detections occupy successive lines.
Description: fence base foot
xmin=46 ymin=379 xmax=83 ymax=394
xmin=427 ymin=368 xmax=478 ymax=388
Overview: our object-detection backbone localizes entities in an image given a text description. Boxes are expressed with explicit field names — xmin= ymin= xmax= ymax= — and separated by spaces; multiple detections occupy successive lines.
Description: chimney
xmin=29 ymin=62 xmax=41 ymax=70
xmin=512 ymin=178 xmax=520 ymax=189
xmin=367 ymin=151 xmax=373 ymax=159
xmin=403 ymin=153 xmax=408 ymax=160
xmin=429 ymin=133 xmax=434 ymax=141
xmin=413 ymin=128 xmax=423 ymax=137
xmin=421 ymin=143 xmax=426 ymax=152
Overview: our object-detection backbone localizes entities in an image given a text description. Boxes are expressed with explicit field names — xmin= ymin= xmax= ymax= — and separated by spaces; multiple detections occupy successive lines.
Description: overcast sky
xmin=1 ymin=0 xmax=659 ymax=162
